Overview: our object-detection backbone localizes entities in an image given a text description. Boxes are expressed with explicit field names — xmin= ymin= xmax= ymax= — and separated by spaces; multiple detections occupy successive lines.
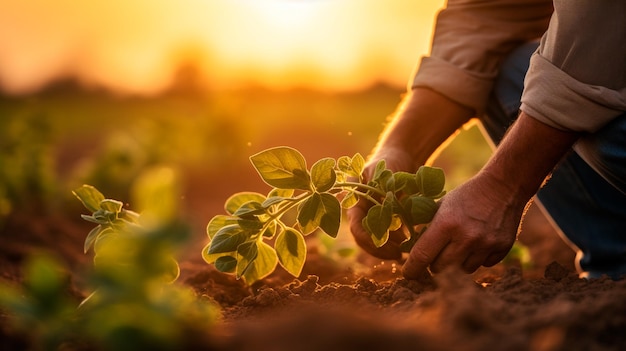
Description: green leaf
xmin=275 ymin=228 xmax=306 ymax=277
xmin=215 ymin=256 xmax=237 ymax=273
xmin=206 ymin=215 xmax=238 ymax=239
xmin=364 ymin=202 xmax=393 ymax=247
xmin=24 ymin=255 xmax=66 ymax=300
xmin=377 ymin=170 xmax=393 ymax=191
xmin=131 ymin=166 xmax=180 ymax=224
xmin=389 ymin=214 xmax=403 ymax=232
xmin=237 ymin=218 xmax=264 ymax=232
xmin=73 ymin=185 xmax=105 ymax=213
xmin=405 ymin=196 xmax=438 ymax=225
xmin=232 ymin=201 xmax=266 ymax=218
xmin=261 ymin=196 xmax=286 ymax=208
xmin=84 ymin=224 xmax=103 ymax=253
xmin=100 ymin=199 xmax=124 ymax=213
xmin=310 ymin=158 xmax=337 ymax=192
xmin=241 ymin=241 xmax=278 ymax=283
xmin=93 ymin=227 xmax=117 ymax=254
xmin=385 ymin=175 xmax=396 ymax=193
xmin=416 ymin=166 xmax=446 ymax=197
xmin=337 ymin=156 xmax=352 ymax=175
xmin=162 ymin=255 xmax=181 ymax=283
xmin=351 ymin=153 xmax=365 ymax=177
xmin=297 ymin=193 xmax=341 ymax=237
xmin=119 ymin=209 xmax=140 ymax=224
xmin=225 ymin=192 xmax=266 ymax=215
xmin=92 ymin=209 xmax=112 ymax=222
xmin=236 ymin=241 xmax=259 ymax=278
xmin=372 ymin=160 xmax=387 ymax=181
xmin=250 ymin=146 xmax=311 ymax=190
xmin=297 ymin=194 xmax=319 ymax=234
xmin=262 ymin=220 xmax=277 ymax=238
xmin=268 ymin=188 xmax=294 ymax=198
xmin=392 ymin=171 xmax=419 ymax=195
xmin=337 ymin=153 xmax=365 ymax=178
xmin=208 ymin=224 xmax=250 ymax=255
xmin=202 ymin=244 xmax=232 ymax=264
xmin=318 ymin=194 xmax=341 ymax=237
xmin=340 ymin=191 xmax=358 ymax=209
xmin=81 ymin=214 xmax=103 ymax=225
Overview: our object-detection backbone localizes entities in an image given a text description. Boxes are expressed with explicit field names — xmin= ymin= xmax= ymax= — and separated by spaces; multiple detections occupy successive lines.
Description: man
xmin=348 ymin=0 xmax=626 ymax=279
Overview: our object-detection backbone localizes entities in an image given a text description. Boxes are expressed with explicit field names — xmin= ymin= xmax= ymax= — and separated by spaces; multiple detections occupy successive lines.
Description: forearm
xmin=481 ymin=111 xmax=580 ymax=202
xmin=370 ymin=87 xmax=474 ymax=171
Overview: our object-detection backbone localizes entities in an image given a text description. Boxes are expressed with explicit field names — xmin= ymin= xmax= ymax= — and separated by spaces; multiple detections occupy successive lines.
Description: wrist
xmin=370 ymin=88 xmax=474 ymax=169
xmin=477 ymin=168 xmax=533 ymax=209
xmin=480 ymin=112 xmax=579 ymax=201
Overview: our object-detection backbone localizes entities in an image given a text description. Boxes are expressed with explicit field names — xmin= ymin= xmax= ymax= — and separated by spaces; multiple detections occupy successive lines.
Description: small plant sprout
xmin=70 ymin=170 xmax=218 ymax=351
xmin=73 ymin=184 xmax=181 ymax=285
xmin=203 ymin=146 xmax=446 ymax=283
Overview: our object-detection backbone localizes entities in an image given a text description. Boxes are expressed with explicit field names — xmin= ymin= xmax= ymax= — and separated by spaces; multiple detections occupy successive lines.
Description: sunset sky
xmin=0 ymin=0 xmax=445 ymax=95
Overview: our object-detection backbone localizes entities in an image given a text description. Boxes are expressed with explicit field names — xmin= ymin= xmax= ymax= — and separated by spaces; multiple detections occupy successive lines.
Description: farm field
xmin=1 ymin=84 xmax=625 ymax=351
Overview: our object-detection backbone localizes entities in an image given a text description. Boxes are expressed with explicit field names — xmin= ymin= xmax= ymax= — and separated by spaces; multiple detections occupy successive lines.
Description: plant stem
xmin=254 ymin=191 xmax=311 ymax=238
xmin=335 ymin=181 xmax=386 ymax=197
xmin=350 ymin=190 xmax=382 ymax=206
xmin=334 ymin=181 xmax=386 ymax=206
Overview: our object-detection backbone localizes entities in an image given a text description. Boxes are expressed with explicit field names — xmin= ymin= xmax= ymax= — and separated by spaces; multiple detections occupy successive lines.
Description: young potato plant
xmin=71 ymin=177 xmax=219 ymax=351
xmin=203 ymin=146 xmax=446 ymax=284
xmin=1 ymin=175 xmax=219 ymax=351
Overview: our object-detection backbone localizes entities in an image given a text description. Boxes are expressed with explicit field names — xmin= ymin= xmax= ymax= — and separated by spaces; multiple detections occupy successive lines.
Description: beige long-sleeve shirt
xmin=412 ymin=0 xmax=626 ymax=134
xmin=412 ymin=0 xmax=626 ymax=191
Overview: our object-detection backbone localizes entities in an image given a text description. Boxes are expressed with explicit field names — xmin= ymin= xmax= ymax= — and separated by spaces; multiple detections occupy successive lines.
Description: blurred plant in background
xmin=0 ymin=253 xmax=76 ymax=350
xmin=0 ymin=113 xmax=59 ymax=227
xmin=0 ymin=167 xmax=220 ymax=351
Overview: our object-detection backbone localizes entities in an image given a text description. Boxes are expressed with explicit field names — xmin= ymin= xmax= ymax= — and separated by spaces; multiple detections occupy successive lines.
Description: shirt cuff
xmin=521 ymin=53 xmax=626 ymax=133
xmin=411 ymin=56 xmax=495 ymax=116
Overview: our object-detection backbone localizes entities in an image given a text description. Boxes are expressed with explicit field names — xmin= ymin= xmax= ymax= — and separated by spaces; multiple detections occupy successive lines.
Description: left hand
xmin=402 ymin=170 xmax=528 ymax=278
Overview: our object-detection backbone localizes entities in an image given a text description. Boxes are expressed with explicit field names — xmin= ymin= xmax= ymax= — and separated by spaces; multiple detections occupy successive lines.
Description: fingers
xmin=404 ymin=240 xmax=485 ymax=277
xmin=461 ymin=253 xmax=486 ymax=273
xmin=402 ymin=225 xmax=448 ymax=279
xmin=483 ymin=251 xmax=508 ymax=267
xmin=403 ymin=231 xmax=513 ymax=278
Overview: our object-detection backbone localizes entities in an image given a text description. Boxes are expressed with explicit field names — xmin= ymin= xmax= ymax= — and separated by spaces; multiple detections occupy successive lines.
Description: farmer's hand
xmin=402 ymin=171 xmax=527 ymax=278
xmin=347 ymin=146 xmax=416 ymax=260
xmin=347 ymin=89 xmax=474 ymax=260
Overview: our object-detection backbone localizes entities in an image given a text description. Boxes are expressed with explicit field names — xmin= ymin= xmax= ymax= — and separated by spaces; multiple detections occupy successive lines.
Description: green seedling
xmin=71 ymin=176 xmax=219 ymax=351
xmin=203 ymin=146 xmax=445 ymax=283
xmin=73 ymin=183 xmax=180 ymax=285
xmin=0 ymin=254 xmax=76 ymax=351
xmin=0 ymin=172 xmax=217 ymax=351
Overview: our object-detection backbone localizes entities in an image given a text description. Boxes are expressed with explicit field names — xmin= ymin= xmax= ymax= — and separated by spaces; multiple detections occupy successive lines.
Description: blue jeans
xmin=482 ymin=41 xmax=626 ymax=279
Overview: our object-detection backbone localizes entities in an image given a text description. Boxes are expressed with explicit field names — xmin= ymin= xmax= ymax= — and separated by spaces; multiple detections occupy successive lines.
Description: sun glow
xmin=0 ymin=0 xmax=444 ymax=95
xmin=246 ymin=0 xmax=326 ymax=28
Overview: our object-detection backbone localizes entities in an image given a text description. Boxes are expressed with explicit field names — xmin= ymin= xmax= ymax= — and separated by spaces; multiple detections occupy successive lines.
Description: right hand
xmin=346 ymin=146 xmax=418 ymax=260
xmin=347 ymin=88 xmax=474 ymax=261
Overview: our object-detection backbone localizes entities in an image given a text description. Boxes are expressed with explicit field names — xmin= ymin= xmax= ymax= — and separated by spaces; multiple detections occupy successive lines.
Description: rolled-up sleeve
xmin=520 ymin=0 xmax=626 ymax=133
xmin=412 ymin=0 xmax=552 ymax=115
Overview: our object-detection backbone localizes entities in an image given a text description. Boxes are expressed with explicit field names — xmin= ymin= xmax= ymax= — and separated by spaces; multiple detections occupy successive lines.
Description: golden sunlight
xmin=0 ymin=0 xmax=445 ymax=95
xmin=246 ymin=0 xmax=324 ymax=28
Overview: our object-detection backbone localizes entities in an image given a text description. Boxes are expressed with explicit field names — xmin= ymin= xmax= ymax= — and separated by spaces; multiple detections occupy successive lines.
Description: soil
xmin=2 ymin=197 xmax=626 ymax=351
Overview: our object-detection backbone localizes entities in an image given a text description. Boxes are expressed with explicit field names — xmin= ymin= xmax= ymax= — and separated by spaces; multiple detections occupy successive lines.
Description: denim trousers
xmin=481 ymin=41 xmax=626 ymax=279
